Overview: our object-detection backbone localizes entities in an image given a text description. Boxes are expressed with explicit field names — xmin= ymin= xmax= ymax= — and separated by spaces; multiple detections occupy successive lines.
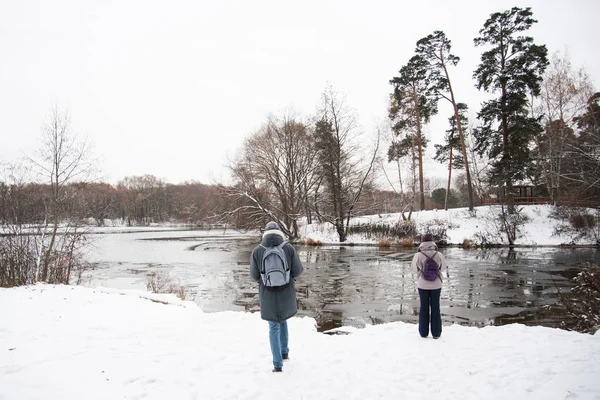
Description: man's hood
xmin=261 ymin=230 xmax=286 ymax=247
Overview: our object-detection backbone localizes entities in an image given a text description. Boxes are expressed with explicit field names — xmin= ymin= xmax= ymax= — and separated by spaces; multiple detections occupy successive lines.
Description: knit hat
xmin=264 ymin=221 xmax=280 ymax=231
xmin=422 ymin=233 xmax=434 ymax=242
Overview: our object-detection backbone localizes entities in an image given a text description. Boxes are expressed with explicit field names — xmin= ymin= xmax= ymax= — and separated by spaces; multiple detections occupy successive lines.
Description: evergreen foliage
xmin=472 ymin=7 xmax=549 ymax=189
xmin=389 ymin=56 xmax=438 ymax=210
xmin=431 ymin=188 xmax=459 ymax=209
xmin=434 ymin=104 xmax=469 ymax=169
xmin=415 ymin=31 xmax=475 ymax=210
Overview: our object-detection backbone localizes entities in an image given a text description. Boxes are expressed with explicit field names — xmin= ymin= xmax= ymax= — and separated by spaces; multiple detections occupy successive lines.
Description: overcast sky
xmin=1 ymin=0 xmax=598 ymax=186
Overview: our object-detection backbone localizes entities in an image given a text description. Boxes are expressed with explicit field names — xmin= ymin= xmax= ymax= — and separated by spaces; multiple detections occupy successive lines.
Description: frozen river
xmin=82 ymin=228 xmax=600 ymax=331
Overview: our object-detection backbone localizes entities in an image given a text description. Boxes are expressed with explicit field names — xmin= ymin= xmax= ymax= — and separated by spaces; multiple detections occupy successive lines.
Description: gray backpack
xmin=260 ymin=242 xmax=290 ymax=288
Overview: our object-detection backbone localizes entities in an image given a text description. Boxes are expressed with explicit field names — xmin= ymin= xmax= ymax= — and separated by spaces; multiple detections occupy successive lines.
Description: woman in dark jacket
xmin=250 ymin=221 xmax=303 ymax=372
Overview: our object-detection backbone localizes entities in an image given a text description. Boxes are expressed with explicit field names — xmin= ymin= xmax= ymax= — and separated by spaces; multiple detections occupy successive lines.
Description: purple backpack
xmin=422 ymin=252 xmax=440 ymax=281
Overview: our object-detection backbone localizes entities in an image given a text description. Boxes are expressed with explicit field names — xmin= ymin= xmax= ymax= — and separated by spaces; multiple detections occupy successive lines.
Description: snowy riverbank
xmin=302 ymin=204 xmax=599 ymax=247
xmin=2 ymin=284 xmax=599 ymax=400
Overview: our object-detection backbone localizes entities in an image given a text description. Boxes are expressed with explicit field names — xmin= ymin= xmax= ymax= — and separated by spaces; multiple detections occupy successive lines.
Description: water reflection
xmin=84 ymin=231 xmax=599 ymax=332
xmin=231 ymin=245 xmax=599 ymax=331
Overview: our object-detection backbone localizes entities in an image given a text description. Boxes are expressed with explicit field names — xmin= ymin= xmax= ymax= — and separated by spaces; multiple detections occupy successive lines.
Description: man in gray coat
xmin=250 ymin=221 xmax=303 ymax=372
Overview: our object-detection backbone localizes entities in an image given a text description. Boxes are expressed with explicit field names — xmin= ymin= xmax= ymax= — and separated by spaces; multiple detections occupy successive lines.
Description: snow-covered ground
xmin=2 ymin=284 xmax=599 ymax=400
xmin=302 ymin=204 xmax=598 ymax=246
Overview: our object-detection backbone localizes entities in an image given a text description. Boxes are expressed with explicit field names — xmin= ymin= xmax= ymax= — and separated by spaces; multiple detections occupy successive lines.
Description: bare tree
xmin=28 ymin=107 xmax=94 ymax=283
xmin=313 ymin=86 xmax=380 ymax=242
xmin=534 ymin=51 xmax=595 ymax=201
xmin=467 ymin=125 xmax=493 ymax=202
xmin=565 ymin=93 xmax=600 ymax=201
xmin=378 ymin=123 xmax=417 ymax=211
xmin=539 ymin=50 xmax=594 ymax=127
xmin=223 ymin=111 xmax=319 ymax=238
xmin=117 ymin=175 xmax=169 ymax=225
xmin=76 ymin=182 xmax=118 ymax=226
xmin=0 ymin=162 xmax=41 ymax=286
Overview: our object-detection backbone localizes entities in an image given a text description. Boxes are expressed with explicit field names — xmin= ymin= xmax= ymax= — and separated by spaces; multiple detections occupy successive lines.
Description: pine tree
xmin=415 ymin=31 xmax=475 ymax=211
xmin=389 ymin=55 xmax=438 ymax=210
xmin=434 ymin=104 xmax=469 ymax=210
xmin=472 ymin=7 xmax=548 ymax=208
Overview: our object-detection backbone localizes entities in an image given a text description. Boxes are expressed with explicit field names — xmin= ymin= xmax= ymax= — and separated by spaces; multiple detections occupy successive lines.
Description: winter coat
xmin=411 ymin=241 xmax=448 ymax=290
xmin=250 ymin=231 xmax=303 ymax=323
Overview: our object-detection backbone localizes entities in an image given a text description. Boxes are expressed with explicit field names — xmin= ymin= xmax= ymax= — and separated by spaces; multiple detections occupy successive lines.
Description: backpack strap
xmin=423 ymin=251 xmax=438 ymax=262
xmin=277 ymin=241 xmax=290 ymax=271
xmin=431 ymin=252 xmax=442 ymax=282
xmin=258 ymin=244 xmax=267 ymax=274
xmin=419 ymin=251 xmax=437 ymax=270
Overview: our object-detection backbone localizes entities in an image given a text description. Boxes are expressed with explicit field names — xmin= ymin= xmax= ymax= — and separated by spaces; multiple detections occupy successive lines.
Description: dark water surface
xmin=84 ymin=230 xmax=600 ymax=332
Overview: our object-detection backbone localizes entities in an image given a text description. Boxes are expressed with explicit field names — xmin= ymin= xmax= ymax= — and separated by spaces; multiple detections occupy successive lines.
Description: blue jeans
xmin=268 ymin=320 xmax=289 ymax=368
xmin=418 ymin=288 xmax=442 ymax=338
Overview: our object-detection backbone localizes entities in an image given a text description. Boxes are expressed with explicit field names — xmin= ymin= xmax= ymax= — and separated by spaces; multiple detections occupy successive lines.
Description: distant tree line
xmin=1 ymin=177 xmax=214 ymax=226
xmin=0 ymin=175 xmax=412 ymax=228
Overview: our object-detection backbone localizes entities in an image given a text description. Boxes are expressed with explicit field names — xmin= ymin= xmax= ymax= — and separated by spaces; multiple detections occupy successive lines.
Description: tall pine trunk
xmin=445 ymin=145 xmax=453 ymax=210
xmin=412 ymin=86 xmax=426 ymax=211
xmin=443 ymin=63 xmax=474 ymax=211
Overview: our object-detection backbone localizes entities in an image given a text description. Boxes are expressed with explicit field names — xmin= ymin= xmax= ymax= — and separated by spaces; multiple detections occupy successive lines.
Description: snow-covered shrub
xmin=419 ymin=218 xmax=457 ymax=243
xmin=552 ymin=206 xmax=599 ymax=245
xmin=0 ymin=224 xmax=90 ymax=287
xmin=462 ymin=238 xmax=477 ymax=248
xmin=146 ymin=271 xmax=187 ymax=300
xmin=497 ymin=206 xmax=530 ymax=245
xmin=347 ymin=220 xmax=416 ymax=240
xmin=558 ymin=262 xmax=600 ymax=334
xmin=396 ymin=220 xmax=417 ymax=238
xmin=472 ymin=205 xmax=528 ymax=246
xmin=0 ymin=231 xmax=38 ymax=287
